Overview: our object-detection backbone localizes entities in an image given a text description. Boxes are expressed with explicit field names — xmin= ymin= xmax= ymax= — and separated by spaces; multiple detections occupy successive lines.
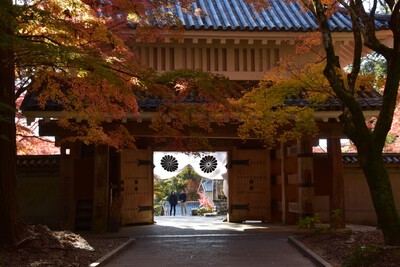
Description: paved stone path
xmin=102 ymin=216 xmax=317 ymax=267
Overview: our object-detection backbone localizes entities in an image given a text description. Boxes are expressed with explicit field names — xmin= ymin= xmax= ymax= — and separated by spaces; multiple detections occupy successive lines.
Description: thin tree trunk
xmin=359 ymin=151 xmax=400 ymax=245
xmin=0 ymin=0 xmax=28 ymax=245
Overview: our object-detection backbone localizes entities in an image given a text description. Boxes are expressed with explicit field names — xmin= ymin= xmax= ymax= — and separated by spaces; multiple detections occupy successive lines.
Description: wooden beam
xmin=39 ymin=119 xmax=350 ymax=144
xmin=38 ymin=120 xmax=247 ymax=139
xmin=316 ymin=121 xmax=346 ymax=138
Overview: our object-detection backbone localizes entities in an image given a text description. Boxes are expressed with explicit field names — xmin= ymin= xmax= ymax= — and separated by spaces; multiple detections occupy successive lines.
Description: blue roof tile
xmin=151 ymin=0 xmax=390 ymax=32
xmin=283 ymin=89 xmax=382 ymax=111
xmin=221 ymin=1 xmax=241 ymax=29
xmin=342 ymin=154 xmax=400 ymax=164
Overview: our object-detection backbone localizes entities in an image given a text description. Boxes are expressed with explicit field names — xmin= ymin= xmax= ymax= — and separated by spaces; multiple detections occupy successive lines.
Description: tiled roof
xmin=343 ymin=154 xmax=400 ymax=164
xmin=142 ymin=0 xmax=390 ymax=32
xmin=22 ymin=89 xmax=383 ymax=112
xmin=15 ymin=154 xmax=400 ymax=167
xmin=284 ymin=89 xmax=382 ymax=111
xmin=21 ymin=91 xmax=63 ymax=112
xmin=17 ymin=155 xmax=60 ymax=168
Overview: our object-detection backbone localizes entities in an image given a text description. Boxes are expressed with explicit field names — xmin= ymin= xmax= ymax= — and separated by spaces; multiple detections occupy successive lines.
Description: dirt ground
xmin=1 ymin=225 xmax=400 ymax=266
xmin=298 ymin=229 xmax=400 ymax=266
xmin=0 ymin=225 xmax=127 ymax=267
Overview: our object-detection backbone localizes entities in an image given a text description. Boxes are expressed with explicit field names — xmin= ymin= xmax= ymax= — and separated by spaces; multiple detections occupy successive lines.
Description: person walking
xmin=179 ymin=190 xmax=188 ymax=216
xmin=168 ymin=191 xmax=178 ymax=216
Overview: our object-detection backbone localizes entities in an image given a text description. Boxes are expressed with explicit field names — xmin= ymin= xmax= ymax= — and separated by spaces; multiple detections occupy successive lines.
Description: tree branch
xmin=314 ymin=0 xmax=370 ymax=144
xmin=346 ymin=0 xmax=363 ymax=92
xmin=16 ymin=134 xmax=54 ymax=143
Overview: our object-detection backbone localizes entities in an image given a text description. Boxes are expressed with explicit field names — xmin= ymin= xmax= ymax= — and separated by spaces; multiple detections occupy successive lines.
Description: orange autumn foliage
xmin=16 ymin=0 xmax=240 ymax=153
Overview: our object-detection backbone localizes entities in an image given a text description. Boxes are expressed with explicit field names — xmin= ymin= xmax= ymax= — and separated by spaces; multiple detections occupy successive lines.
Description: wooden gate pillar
xmin=297 ymin=139 xmax=315 ymax=218
xmin=59 ymin=141 xmax=79 ymax=230
xmin=92 ymin=145 xmax=109 ymax=232
xmin=327 ymin=138 xmax=345 ymax=228
xmin=278 ymin=143 xmax=288 ymax=224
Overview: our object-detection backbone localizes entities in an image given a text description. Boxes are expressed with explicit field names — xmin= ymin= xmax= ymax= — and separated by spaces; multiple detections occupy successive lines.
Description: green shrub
xmin=197 ymin=207 xmax=213 ymax=215
xmin=344 ymin=245 xmax=380 ymax=267
xmin=298 ymin=214 xmax=321 ymax=230
xmin=154 ymin=204 xmax=162 ymax=216
xmin=331 ymin=209 xmax=343 ymax=229
xmin=386 ymin=135 xmax=397 ymax=144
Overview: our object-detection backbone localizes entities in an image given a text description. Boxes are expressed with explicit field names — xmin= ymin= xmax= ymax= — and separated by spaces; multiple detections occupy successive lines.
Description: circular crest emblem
xmin=199 ymin=155 xmax=218 ymax=173
xmin=161 ymin=155 xmax=178 ymax=172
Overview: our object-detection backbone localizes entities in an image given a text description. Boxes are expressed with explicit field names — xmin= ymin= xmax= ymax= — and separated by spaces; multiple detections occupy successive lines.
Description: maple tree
xmin=15 ymin=95 xmax=59 ymax=155
xmin=2 ymin=0 xmax=142 ymax=245
xmin=16 ymin=121 xmax=60 ymax=155
xmin=146 ymin=69 xmax=240 ymax=151
xmin=234 ymin=60 xmax=328 ymax=147
xmin=0 ymin=0 xmax=237 ymax=245
xmin=197 ymin=191 xmax=213 ymax=209
xmin=241 ymin=0 xmax=400 ymax=245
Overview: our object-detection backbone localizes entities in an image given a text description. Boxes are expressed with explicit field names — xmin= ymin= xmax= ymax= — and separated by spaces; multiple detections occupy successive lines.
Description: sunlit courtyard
xmin=153 ymin=215 xmax=271 ymax=232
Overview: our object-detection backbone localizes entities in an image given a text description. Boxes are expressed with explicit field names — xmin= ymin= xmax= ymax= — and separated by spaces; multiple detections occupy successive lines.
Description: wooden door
xmin=120 ymin=148 xmax=153 ymax=225
xmin=228 ymin=149 xmax=271 ymax=222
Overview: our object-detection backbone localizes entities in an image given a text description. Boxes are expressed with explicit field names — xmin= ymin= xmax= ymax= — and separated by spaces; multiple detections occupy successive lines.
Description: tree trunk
xmin=359 ymin=150 xmax=400 ymax=245
xmin=313 ymin=0 xmax=400 ymax=245
xmin=0 ymin=0 xmax=29 ymax=245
